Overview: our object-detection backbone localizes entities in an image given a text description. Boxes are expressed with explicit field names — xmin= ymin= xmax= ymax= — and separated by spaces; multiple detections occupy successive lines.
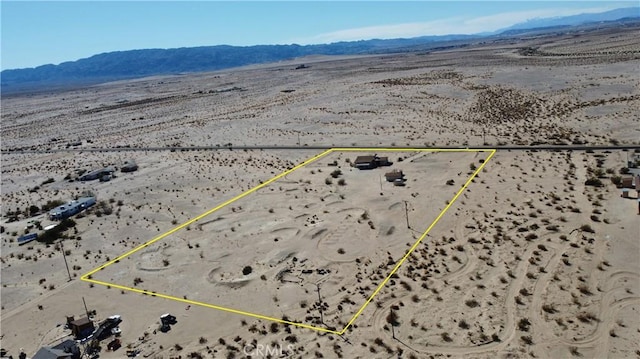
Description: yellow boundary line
xmin=81 ymin=148 xmax=496 ymax=335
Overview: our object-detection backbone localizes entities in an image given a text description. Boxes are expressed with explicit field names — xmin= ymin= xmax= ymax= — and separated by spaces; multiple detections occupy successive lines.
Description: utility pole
xmin=390 ymin=307 xmax=397 ymax=340
xmin=626 ymin=151 xmax=629 ymax=167
xmin=316 ymin=283 xmax=324 ymax=325
xmin=297 ymin=132 xmax=301 ymax=146
xmin=379 ymin=174 xmax=383 ymax=192
xmin=82 ymin=297 xmax=90 ymax=319
xmin=59 ymin=239 xmax=72 ymax=281
xmin=404 ymin=201 xmax=410 ymax=229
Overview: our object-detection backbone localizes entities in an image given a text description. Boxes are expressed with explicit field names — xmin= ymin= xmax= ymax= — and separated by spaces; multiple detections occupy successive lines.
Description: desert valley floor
xmin=1 ymin=24 xmax=639 ymax=358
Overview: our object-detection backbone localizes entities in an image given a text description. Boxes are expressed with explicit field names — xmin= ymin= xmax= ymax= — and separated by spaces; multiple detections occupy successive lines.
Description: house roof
xmin=32 ymin=340 xmax=78 ymax=359
xmin=70 ymin=316 xmax=92 ymax=327
xmin=33 ymin=347 xmax=69 ymax=359
xmin=354 ymin=156 xmax=377 ymax=164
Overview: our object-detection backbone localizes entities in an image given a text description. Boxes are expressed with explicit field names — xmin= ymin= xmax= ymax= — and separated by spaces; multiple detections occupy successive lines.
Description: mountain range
xmin=1 ymin=7 xmax=638 ymax=93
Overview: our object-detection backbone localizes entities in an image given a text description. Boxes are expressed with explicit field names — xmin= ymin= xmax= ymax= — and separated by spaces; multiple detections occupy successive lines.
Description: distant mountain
xmin=1 ymin=7 xmax=638 ymax=93
xmin=499 ymin=7 xmax=639 ymax=32
xmin=0 ymin=35 xmax=479 ymax=93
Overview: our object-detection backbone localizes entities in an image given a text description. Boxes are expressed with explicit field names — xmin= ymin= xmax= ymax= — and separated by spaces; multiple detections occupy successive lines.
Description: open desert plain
xmin=1 ymin=23 xmax=640 ymax=358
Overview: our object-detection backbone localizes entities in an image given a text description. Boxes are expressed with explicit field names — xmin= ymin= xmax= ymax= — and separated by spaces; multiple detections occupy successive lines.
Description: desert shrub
xmin=584 ymin=178 xmax=602 ymax=187
xmin=242 ymin=266 xmax=252 ymax=275
xmin=577 ymin=284 xmax=592 ymax=295
xmin=29 ymin=205 xmax=40 ymax=216
xmin=546 ymin=225 xmax=559 ymax=231
xmin=38 ymin=218 xmax=76 ymax=244
xmin=465 ymin=299 xmax=480 ymax=308
xmin=386 ymin=310 xmax=399 ymax=326
xmin=576 ymin=312 xmax=598 ymax=323
xmin=518 ymin=318 xmax=531 ymax=332
xmin=580 ymin=224 xmax=595 ymax=233
xmin=569 ymin=346 xmax=581 ymax=356
xmin=42 ymin=199 xmax=65 ymax=212
xmin=611 ymin=176 xmax=622 ymax=186
xmin=441 ymin=332 xmax=453 ymax=342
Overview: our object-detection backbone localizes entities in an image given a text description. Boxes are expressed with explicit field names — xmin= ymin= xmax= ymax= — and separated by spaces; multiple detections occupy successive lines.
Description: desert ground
xmin=1 ymin=23 xmax=639 ymax=358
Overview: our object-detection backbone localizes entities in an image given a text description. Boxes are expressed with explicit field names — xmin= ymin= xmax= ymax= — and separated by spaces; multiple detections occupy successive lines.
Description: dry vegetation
xmin=1 ymin=23 xmax=639 ymax=358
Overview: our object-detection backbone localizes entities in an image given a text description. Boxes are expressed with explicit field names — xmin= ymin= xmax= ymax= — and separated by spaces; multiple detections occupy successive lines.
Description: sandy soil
xmin=1 ymin=24 xmax=639 ymax=358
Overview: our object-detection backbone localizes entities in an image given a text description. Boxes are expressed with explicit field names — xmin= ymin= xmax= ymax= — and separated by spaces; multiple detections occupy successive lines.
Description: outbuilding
xmin=79 ymin=167 xmax=114 ymax=181
xmin=385 ymin=169 xmax=405 ymax=182
xmin=121 ymin=160 xmax=138 ymax=173
xmin=67 ymin=316 xmax=95 ymax=339
xmin=353 ymin=154 xmax=392 ymax=170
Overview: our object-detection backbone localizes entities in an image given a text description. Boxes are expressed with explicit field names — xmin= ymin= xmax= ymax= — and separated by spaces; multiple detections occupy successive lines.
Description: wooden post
xmin=59 ymin=239 xmax=72 ymax=281
xmin=83 ymin=297 xmax=90 ymax=319
xmin=316 ymin=283 xmax=324 ymax=325
xmin=404 ymin=201 xmax=410 ymax=229
xmin=391 ymin=308 xmax=396 ymax=339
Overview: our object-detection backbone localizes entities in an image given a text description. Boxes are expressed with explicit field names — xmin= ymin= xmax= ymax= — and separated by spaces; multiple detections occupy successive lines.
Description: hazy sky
xmin=1 ymin=1 xmax=635 ymax=70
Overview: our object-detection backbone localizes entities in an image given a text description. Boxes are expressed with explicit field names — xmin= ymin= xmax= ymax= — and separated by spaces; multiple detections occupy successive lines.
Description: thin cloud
xmin=297 ymin=6 xmax=624 ymax=44
xmin=463 ymin=6 xmax=620 ymax=29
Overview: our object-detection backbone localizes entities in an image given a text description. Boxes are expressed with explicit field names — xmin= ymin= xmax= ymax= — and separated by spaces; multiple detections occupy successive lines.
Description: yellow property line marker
xmin=81 ymin=148 xmax=496 ymax=335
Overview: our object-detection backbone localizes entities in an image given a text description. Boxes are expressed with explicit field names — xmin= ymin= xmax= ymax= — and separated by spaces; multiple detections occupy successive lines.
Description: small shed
xmin=621 ymin=188 xmax=630 ymax=198
xmin=121 ymin=160 xmax=138 ymax=173
xmin=385 ymin=169 xmax=404 ymax=182
xmin=621 ymin=176 xmax=634 ymax=188
xmin=68 ymin=316 xmax=94 ymax=339
xmin=17 ymin=233 xmax=38 ymax=246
